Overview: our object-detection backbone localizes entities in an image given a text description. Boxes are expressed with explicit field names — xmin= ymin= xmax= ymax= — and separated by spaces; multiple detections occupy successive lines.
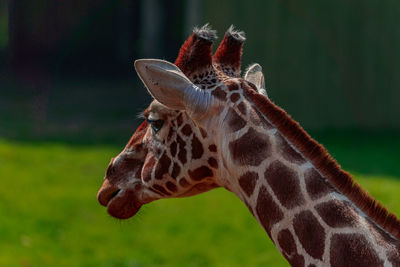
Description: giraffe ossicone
xmin=97 ymin=24 xmax=400 ymax=266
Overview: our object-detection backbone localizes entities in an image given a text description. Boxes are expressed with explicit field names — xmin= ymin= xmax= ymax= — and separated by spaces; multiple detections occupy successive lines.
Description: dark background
xmin=1 ymin=0 xmax=399 ymax=145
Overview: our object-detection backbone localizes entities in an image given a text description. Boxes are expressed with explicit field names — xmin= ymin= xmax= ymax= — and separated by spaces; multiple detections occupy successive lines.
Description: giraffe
xmin=97 ymin=25 xmax=400 ymax=266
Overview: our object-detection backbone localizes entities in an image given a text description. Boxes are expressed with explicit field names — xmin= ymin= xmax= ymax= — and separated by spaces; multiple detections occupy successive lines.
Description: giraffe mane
xmin=242 ymin=83 xmax=400 ymax=240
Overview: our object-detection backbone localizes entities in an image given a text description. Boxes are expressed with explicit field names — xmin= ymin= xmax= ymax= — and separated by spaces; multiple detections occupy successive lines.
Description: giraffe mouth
xmin=97 ymin=185 xmax=142 ymax=219
xmin=106 ymin=189 xmax=142 ymax=219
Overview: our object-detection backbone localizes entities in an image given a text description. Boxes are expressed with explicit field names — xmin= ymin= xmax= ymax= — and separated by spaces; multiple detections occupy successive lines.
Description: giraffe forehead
xmin=146 ymin=101 xmax=177 ymax=119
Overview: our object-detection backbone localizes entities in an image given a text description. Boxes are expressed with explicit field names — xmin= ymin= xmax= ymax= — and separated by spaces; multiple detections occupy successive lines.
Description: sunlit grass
xmin=0 ymin=137 xmax=399 ymax=266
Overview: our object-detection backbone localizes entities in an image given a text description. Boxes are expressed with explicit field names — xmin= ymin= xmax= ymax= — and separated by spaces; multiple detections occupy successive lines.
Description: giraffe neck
xmin=233 ymin=154 xmax=399 ymax=266
xmin=216 ymin=81 xmax=400 ymax=265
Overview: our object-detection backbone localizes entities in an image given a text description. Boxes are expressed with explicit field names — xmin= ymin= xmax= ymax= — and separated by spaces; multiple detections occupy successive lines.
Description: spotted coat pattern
xmin=216 ymin=79 xmax=400 ymax=267
xmin=97 ymin=25 xmax=400 ymax=267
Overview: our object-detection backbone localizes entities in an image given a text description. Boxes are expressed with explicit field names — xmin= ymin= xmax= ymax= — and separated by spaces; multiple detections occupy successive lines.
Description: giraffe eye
xmin=147 ymin=119 xmax=164 ymax=133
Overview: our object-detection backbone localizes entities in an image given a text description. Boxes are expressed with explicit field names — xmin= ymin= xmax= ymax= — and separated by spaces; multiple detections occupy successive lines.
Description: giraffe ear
xmin=244 ymin=63 xmax=268 ymax=97
xmin=134 ymin=59 xmax=212 ymax=115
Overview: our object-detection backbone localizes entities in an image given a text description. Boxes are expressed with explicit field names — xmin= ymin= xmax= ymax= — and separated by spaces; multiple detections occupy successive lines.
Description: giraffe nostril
xmin=110 ymin=189 xmax=121 ymax=199
xmin=98 ymin=187 xmax=121 ymax=207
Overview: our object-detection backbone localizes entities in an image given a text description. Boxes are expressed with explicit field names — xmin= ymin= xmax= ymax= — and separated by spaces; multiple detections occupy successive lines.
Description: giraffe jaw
xmin=106 ymin=189 xmax=142 ymax=219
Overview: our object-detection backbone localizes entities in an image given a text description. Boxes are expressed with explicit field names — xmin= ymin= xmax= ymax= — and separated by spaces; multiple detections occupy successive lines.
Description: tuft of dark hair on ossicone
xmin=226 ymin=25 xmax=246 ymax=42
xmin=193 ymin=23 xmax=218 ymax=42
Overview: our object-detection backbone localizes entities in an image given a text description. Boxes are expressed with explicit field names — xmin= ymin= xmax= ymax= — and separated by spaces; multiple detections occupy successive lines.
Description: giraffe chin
xmin=106 ymin=190 xmax=142 ymax=219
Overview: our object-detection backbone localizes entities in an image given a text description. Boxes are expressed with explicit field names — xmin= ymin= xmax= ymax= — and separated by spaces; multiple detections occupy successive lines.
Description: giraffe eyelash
xmin=136 ymin=111 xmax=146 ymax=120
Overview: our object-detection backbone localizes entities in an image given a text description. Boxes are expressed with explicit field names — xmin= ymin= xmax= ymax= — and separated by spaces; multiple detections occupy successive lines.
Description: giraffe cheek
xmin=142 ymin=156 xmax=156 ymax=183
xmin=141 ymin=167 xmax=151 ymax=184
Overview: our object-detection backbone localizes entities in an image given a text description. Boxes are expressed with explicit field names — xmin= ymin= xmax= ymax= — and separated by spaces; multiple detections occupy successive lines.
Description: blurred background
xmin=0 ymin=0 xmax=399 ymax=266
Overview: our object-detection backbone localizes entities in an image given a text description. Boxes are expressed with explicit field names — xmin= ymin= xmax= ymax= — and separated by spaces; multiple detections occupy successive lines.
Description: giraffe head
xmin=97 ymin=25 xmax=266 ymax=219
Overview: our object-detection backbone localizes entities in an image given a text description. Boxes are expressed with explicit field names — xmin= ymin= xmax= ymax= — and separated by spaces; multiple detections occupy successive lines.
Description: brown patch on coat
xmin=208 ymin=144 xmax=217 ymax=152
xmin=265 ymin=161 xmax=304 ymax=209
xmin=293 ymin=210 xmax=325 ymax=260
xmin=278 ymin=229 xmax=296 ymax=258
xmin=224 ymin=108 xmax=246 ymax=132
xmin=166 ymin=181 xmax=178 ymax=193
xmin=243 ymin=85 xmax=400 ymax=240
xmin=188 ymin=166 xmax=213 ymax=181
xmin=208 ymin=157 xmax=218 ymax=169
xmin=181 ymin=124 xmax=192 ymax=136
xmin=176 ymin=113 xmax=183 ymax=127
xmin=230 ymin=93 xmax=240 ymax=102
xmin=227 ymin=82 xmax=239 ymax=91
xmin=330 ymin=233 xmax=383 ymax=267
xmin=274 ymin=132 xmax=306 ymax=164
xmin=315 ymin=200 xmax=359 ymax=228
xmin=154 ymin=153 xmax=171 ymax=180
xmin=290 ymin=255 xmax=305 ymax=267
xmin=191 ymin=135 xmax=204 ymax=159
xmin=177 ymin=135 xmax=187 ymax=164
xmin=304 ymin=168 xmax=335 ymax=200
xmin=229 ymin=128 xmax=271 ymax=166
xmin=170 ymin=141 xmax=177 ymax=157
xmin=256 ymin=186 xmax=284 ymax=236
xmin=237 ymin=102 xmax=247 ymax=116
xmin=239 ymin=171 xmax=259 ymax=197
xmin=277 ymin=229 xmax=306 ymax=266
xmin=171 ymin=163 xmax=180 ymax=179
xmin=211 ymin=86 xmax=227 ymax=100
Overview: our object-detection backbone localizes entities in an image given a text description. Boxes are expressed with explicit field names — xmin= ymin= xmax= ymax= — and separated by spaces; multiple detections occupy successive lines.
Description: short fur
xmin=243 ymin=83 xmax=400 ymax=240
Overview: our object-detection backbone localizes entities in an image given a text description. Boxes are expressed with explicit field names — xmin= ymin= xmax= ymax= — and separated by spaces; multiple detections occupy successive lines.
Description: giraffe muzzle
xmin=97 ymin=179 xmax=143 ymax=219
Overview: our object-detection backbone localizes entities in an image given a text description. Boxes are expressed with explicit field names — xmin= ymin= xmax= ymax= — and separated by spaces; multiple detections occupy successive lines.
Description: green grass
xmin=0 ymin=135 xmax=399 ymax=267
